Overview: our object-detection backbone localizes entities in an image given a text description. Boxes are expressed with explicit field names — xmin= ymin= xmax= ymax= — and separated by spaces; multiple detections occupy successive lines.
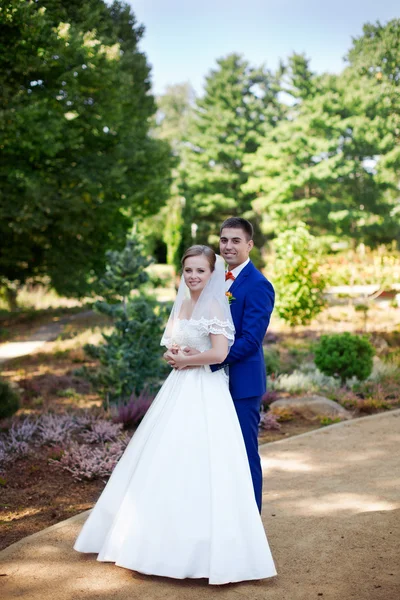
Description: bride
xmin=74 ymin=245 xmax=277 ymax=585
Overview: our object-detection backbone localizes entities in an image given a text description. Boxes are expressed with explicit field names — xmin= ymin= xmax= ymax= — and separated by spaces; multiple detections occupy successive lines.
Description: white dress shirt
xmin=225 ymin=258 xmax=250 ymax=291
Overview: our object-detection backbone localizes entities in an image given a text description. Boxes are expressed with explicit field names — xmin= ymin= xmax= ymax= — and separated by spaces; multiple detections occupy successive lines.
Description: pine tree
xmin=245 ymin=40 xmax=400 ymax=247
xmin=84 ymin=233 xmax=168 ymax=402
xmin=182 ymin=53 xmax=282 ymax=246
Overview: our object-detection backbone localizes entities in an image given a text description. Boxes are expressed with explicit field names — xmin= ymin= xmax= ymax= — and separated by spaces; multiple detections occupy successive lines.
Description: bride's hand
xmin=163 ymin=345 xmax=180 ymax=365
xmin=167 ymin=349 xmax=200 ymax=370
xmin=171 ymin=352 xmax=190 ymax=370
xmin=164 ymin=346 xmax=200 ymax=369
xmin=163 ymin=350 xmax=187 ymax=370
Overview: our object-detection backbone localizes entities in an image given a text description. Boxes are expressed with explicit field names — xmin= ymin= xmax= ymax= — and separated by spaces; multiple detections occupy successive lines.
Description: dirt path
xmin=1 ymin=409 xmax=399 ymax=600
xmin=0 ymin=311 xmax=94 ymax=363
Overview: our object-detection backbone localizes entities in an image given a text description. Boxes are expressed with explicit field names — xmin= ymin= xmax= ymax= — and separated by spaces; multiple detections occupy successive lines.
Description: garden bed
xmin=0 ymin=414 xmax=322 ymax=552
xmin=1 ymin=304 xmax=400 ymax=552
xmin=0 ymin=450 xmax=104 ymax=551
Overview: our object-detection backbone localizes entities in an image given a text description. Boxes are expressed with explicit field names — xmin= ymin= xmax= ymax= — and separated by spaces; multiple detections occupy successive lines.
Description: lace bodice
xmin=161 ymin=315 xmax=234 ymax=352
xmin=169 ymin=319 xmax=213 ymax=353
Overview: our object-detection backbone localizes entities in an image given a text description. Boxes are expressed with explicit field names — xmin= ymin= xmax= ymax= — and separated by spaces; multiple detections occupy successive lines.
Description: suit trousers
xmin=233 ymin=395 xmax=263 ymax=513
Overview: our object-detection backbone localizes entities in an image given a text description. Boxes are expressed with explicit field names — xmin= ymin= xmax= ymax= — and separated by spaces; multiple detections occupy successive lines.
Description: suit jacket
xmin=211 ymin=261 xmax=275 ymax=400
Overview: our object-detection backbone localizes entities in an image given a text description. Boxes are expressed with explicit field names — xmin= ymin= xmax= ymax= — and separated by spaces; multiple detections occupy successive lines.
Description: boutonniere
xmin=225 ymin=291 xmax=236 ymax=304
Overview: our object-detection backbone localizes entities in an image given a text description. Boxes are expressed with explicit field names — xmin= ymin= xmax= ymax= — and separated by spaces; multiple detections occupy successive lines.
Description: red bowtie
xmin=225 ymin=271 xmax=235 ymax=282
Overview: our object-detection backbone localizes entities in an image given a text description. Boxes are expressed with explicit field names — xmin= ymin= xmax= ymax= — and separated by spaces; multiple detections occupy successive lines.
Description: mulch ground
xmin=0 ymin=450 xmax=104 ymax=551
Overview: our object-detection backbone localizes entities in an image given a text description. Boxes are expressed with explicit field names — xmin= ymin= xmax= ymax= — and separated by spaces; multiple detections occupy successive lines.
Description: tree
xmin=270 ymin=224 xmax=328 ymax=327
xmin=155 ymin=82 xmax=196 ymax=151
xmin=345 ymin=19 xmax=400 ymax=233
xmin=279 ymin=53 xmax=318 ymax=102
xmin=142 ymin=83 xmax=196 ymax=271
xmin=83 ymin=233 xmax=169 ymax=402
xmin=0 ymin=1 xmax=173 ymax=308
xmin=346 ymin=19 xmax=400 ymax=86
xmin=181 ymin=53 xmax=282 ymax=247
xmin=245 ymin=42 xmax=400 ymax=247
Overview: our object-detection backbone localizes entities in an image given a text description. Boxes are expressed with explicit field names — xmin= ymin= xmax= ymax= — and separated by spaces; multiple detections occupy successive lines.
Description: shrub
xmin=52 ymin=439 xmax=129 ymax=481
xmin=357 ymin=398 xmax=393 ymax=413
xmin=80 ymin=420 xmax=123 ymax=444
xmin=368 ymin=359 xmax=400 ymax=383
xmin=261 ymin=389 xmax=280 ymax=409
xmin=318 ymin=416 xmax=343 ymax=426
xmin=8 ymin=418 xmax=38 ymax=442
xmin=270 ymin=406 xmax=297 ymax=422
xmin=263 ymin=347 xmax=281 ymax=375
xmin=271 ymin=224 xmax=328 ymax=326
xmin=269 ymin=368 xmax=340 ymax=394
xmin=259 ymin=411 xmax=281 ymax=431
xmin=110 ymin=390 xmax=154 ymax=428
xmin=329 ymin=388 xmax=360 ymax=409
xmin=314 ymin=333 xmax=375 ymax=383
xmin=37 ymin=414 xmax=79 ymax=445
xmin=0 ymin=412 xmax=131 ymax=480
xmin=0 ymin=378 xmax=20 ymax=419
xmin=46 ymin=446 xmax=65 ymax=461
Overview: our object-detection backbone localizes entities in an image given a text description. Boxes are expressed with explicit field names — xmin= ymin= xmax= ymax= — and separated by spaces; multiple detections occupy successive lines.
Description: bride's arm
xmin=166 ymin=334 xmax=228 ymax=370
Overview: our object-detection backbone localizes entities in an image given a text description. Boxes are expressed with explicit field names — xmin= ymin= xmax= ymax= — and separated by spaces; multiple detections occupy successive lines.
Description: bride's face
xmin=183 ymin=255 xmax=212 ymax=294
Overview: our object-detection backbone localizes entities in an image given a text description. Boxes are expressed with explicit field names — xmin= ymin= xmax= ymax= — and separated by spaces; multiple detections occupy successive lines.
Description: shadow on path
xmin=1 ymin=410 xmax=399 ymax=600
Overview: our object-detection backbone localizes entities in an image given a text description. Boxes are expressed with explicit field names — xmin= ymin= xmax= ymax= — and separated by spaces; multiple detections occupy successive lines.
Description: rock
xmin=270 ymin=395 xmax=352 ymax=420
xmin=370 ymin=336 xmax=389 ymax=355
xmin=264 ymin=331 xmax=279 ymax=343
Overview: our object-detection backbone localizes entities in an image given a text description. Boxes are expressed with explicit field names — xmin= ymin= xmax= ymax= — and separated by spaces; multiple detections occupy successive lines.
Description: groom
xmin=180 ymin=217 xmax=274 ymax=512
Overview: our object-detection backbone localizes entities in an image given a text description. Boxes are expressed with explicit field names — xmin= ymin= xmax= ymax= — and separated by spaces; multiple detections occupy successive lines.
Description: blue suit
xmin=211 ymin=261 xmax=275 ymax=512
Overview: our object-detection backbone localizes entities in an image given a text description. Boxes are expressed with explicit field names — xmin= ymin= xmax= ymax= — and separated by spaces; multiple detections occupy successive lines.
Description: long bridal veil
xmin=161 ymin=254 xmax=235 ymax=349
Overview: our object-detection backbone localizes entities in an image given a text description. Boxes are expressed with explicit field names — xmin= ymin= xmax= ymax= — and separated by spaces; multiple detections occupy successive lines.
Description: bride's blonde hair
xmin=181 ymin=245 xmax=216 ymax=272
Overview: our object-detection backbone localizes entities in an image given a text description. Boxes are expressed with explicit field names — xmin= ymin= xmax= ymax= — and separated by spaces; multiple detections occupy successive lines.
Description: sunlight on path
xmin=0 ymin=340 xmax=48 ymax=363
xmin=0 ymin=311 xmax=94 ymax=364
xmin=1 ymin=410 xmax=399 ymax=600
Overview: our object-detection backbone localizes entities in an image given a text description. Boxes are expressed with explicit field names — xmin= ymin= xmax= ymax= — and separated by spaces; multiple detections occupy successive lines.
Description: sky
xmin=128 ymin=0 xmax=399 ymax=96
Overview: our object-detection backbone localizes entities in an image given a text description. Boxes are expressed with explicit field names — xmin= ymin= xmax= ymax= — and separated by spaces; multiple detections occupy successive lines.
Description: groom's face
xmin=220 ymin=228 xmax=254 ymax=268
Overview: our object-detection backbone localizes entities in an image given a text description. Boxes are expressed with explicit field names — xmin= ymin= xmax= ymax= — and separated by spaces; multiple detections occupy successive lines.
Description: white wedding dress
xmin=74 ymin=319 xmax=277 ymax=585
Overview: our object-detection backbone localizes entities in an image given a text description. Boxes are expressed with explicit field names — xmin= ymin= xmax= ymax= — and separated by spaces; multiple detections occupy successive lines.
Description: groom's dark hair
xmin=220 ymin=217 xmax=254 ymax=241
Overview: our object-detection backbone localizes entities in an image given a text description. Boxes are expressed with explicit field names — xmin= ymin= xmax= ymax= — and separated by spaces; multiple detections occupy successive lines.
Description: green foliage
xmin=318 ymin=247 xmax=400 ymax=287
xmin=314 ymin=332 xmax=375 ymax=383
xmin=181 ymin=53 xmax=282 ymax=246
xmin=271 ymin=224 xmax=328 ymax=326
xmin=0 ymin=378 xmax=20 ymax=419
xmin=346 ymin=19 xmax=400 ymax=88
xmin=155 ymin=82 xmax=196 ymax=151
xmin=0 ymin=0 xmax=173 ymax=302
xmin=147 ymin=22 xmax=400 ymax=256
xmin=83 ymin=234 xmax=168 ymax=401
xmin=85 ymin=294 xmax=169 ymax=401
xmin=245 ymin=23 xmax=400 ymax=248
xmin=143 ymin=83 xmax=196 ymax=271
xmin=269 ymin=368 xmax=340 ymax=394
xmin=263 ymin=347 xmax=281 ymax=375
xmin=318 ymin=416 xmax=343 ymax=426
xmin=163 ymin=197 xmax=184 ymax=270
xmin=96 ymin=234 xmax=153 ymax=304
xmin=345 ymin=19 xmax=400 ymax=232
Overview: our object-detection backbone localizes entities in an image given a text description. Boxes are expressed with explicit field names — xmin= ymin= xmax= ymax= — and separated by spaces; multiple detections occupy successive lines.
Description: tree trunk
xmin=5 ymin=287 xmax=18 ymax=312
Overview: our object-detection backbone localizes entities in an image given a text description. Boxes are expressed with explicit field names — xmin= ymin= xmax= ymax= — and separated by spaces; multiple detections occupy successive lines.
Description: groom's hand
xmin=182 ymin=347 xmax=200 ymax=357
xmin=177 ymin=347 xmax=201 ymax=370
